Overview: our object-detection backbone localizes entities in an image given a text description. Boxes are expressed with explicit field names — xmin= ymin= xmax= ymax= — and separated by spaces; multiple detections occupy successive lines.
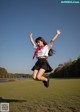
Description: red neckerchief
xmin=32 ymin=46 xmax=45 ymax=59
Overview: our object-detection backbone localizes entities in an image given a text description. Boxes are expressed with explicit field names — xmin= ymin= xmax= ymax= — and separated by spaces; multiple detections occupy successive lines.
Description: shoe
xmin=43 ymin=81 xmax=47 ymax=87
xmin=43 ymin=78 xmax=50 ymax=88
xmin=46 ymin=78 xmax=50 ymax=88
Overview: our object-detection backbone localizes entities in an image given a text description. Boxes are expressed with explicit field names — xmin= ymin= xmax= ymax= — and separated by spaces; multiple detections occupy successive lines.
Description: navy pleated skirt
xmin=32 ymin=58 xmax=53 ymax=73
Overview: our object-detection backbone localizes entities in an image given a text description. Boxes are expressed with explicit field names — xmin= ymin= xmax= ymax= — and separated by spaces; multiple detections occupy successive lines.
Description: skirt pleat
xmin=32 ymin=58 xmax=53 ymax=73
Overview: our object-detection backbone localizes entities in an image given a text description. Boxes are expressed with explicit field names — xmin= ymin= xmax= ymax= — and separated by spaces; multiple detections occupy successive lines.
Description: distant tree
xmin=49 ymin=57 xmax=80 ymax=78
xmin=0 ymin=67 xmax=8 ymax=78
xmin=58 ymin=64 xmax=63 ymax=67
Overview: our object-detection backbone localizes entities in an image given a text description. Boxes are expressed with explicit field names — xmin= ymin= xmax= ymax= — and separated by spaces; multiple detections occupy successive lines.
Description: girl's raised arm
xmin=50 ymin=30 xmax=61 ymax=45
xmin=29 ymin=33 xmax=35 ymax=46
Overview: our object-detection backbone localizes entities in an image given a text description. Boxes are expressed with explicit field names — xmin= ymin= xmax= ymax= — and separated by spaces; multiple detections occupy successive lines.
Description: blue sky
xmin=0 ymin=0 xmax=80 ymax=74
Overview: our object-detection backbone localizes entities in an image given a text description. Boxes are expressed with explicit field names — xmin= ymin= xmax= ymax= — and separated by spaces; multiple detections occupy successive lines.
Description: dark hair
xmin=35 ymin=37 xmax=47 ymax=45
xmin=35 ymin=37 xmax=55 ymax=56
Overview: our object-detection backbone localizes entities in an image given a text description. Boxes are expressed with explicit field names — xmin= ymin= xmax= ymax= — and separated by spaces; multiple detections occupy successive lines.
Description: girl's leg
xmin=35 ymin=68 xmax=50 ymax=87
xmin=33 ymin=69 xmax=47 ymax=81
xmin=37 ymin=68 xmax=47 ymax=81
xmin=33 ymin=70 xmax=38 ymax=80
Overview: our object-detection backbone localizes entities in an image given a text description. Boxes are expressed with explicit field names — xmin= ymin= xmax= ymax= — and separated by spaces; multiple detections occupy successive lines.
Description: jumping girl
xmin=29 ymin=30 xmax=61 ymax=88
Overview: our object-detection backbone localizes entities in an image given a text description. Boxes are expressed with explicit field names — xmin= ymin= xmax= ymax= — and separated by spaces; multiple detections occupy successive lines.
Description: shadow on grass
xmin=0 ymin=97 xmax=27 ymax=103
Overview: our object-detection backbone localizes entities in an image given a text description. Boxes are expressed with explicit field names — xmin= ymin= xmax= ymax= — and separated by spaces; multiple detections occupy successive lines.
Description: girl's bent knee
xmin=33 ymin=76 xmax=37 ymax=80
xmin=37 ymin=76 xmax=41 ymax=80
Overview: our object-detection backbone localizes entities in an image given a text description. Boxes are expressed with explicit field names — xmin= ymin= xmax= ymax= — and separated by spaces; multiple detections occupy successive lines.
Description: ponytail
xmin=48 ymin=49 xmax=55 ymax=56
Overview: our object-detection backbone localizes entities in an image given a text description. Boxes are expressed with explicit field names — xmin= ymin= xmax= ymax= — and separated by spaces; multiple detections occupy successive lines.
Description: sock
xmin=45 ymin=78 xmax=48 ymax=82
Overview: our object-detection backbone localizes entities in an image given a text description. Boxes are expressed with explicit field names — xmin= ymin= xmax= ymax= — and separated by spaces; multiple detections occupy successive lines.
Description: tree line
xmin=50 ymin=57 xmax=80 ymax=78
xmin=0 ymin=67 xmax=32 ymax=78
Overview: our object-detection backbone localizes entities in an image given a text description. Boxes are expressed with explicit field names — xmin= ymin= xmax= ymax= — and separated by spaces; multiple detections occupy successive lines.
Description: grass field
xmin=0 ymin=79 xmax=80 ymax=112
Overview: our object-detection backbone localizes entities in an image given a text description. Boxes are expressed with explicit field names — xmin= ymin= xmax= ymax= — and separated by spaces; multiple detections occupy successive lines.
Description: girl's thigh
xmin=37 ymin=68 xmax=45 ymax=78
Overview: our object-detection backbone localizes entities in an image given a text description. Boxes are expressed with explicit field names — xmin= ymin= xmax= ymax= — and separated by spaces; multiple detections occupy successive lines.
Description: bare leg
xmin=33 ymin=69 xmax=50 ymax=88
xmin=37 ymin=68 xmax=47 ymax=81
xmin=33 ymin=70 xmax=38 ymax=80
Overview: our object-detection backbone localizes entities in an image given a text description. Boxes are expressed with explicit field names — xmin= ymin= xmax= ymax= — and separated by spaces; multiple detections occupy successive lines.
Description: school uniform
xmin=32 ymin=44 xmax=53 ymax=73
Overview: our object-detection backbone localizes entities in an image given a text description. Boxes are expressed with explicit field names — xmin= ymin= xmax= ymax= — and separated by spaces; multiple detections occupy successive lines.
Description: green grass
xmin=0 ymin=79 xmax=80 ymax=112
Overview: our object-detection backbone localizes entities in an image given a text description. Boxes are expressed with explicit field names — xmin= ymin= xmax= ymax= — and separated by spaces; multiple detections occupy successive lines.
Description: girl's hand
xmin=29 ymin=33 xmax=32 ymax=37
xmin=29 ymin=33 xmax=35 ymax=46
xmin=57 ymin=30 xmax=61 ymax=35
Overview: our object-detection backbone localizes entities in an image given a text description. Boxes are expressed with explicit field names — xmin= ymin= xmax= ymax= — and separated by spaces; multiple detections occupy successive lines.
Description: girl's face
xmin=37 ymin=40 xmax=44 ymax=47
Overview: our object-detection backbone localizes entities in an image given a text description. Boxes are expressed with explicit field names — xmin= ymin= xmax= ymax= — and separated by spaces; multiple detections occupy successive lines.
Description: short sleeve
xmin=47 ymin=44 xmax=52 ymax=50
